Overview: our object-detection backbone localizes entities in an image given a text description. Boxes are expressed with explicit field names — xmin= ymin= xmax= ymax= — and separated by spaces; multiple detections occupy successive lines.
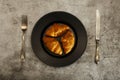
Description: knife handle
xmin=95 ymin=40 xmax=100 ymax=64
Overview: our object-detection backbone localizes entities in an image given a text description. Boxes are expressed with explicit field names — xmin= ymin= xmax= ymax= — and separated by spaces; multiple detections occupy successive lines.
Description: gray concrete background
xmin=0 ymin=0 xmax=120 ymax=80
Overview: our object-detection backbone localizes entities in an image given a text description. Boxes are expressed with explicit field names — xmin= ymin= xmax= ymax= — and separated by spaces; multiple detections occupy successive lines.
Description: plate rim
xmin=31 ymin=11 xmax=88 ymax=67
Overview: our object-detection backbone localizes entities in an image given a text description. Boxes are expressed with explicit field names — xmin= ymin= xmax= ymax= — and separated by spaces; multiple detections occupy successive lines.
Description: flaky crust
xmin=43 ymin=36 xmax=62 ymax=55
xmin=61 ymin=30 xmax=75 ymax=54
xmin=42 ymin=23 xmax=75 ymax=55
xmin=45 ymin=23 xmax=69 ymax=37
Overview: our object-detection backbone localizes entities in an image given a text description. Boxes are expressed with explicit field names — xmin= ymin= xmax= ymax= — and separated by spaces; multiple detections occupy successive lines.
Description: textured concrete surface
xmin=0 ymin=0 xmax=120 ymax=80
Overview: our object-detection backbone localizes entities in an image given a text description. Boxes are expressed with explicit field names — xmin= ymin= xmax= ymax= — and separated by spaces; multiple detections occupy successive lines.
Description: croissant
xmin=61 ymin=30 xmax=75 ymax=54
xmin=43 ymin=36 xmax=62 ymax=55
xmin=42 ymin=23 xmax=75 ymax=56
xmin=45 ymin=23 xmax=69 ymax=37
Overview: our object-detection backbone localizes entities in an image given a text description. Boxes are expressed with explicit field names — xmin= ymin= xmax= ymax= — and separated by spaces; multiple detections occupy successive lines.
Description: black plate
xmin=31 ymin=11 xmax=87 ymax=67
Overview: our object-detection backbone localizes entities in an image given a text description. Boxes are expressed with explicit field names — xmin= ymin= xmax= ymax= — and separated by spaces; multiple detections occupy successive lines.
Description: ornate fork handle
xmin=20 ymin=15 xmax=27 ymax=63
xmin=95 ymin=40 xmax=100 ymax=64
xmin=20 ymin=32 xmax=26 ymax=62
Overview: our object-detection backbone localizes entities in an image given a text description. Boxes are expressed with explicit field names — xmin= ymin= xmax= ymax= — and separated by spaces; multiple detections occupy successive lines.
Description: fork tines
xmin=21 ymin=15 xmax=28 ymax=31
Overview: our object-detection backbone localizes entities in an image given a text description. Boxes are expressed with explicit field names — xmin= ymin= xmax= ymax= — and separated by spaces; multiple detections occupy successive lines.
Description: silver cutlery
xmin=95 ymin=10 xmax=100 ymax=64
xmin=20 ymin=15 xmax=28 ymax=63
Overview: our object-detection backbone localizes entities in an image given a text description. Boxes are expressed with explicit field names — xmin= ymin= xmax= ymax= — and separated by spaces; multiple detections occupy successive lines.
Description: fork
xmin=20 ymin=15 xmax=28 ymax=63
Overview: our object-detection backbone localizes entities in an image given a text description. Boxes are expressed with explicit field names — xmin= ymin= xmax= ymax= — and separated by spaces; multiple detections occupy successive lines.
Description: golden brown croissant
xmin=43 ymin=36 xmax=62 ymax=55
xmin=45 ymin=23 xmax=69 ymax=37
xmin=42 ymin=23 xmax=75 ymax=56
xmin=61 ymin=30 xmax=75 ymax=54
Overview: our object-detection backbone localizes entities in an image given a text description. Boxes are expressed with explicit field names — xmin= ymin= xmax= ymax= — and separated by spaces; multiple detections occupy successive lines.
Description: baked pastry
xmin=43 ymin=36 xmax=62 ymax=55
xmin=45 ymin=23 xmax=69 ymax=37
xmin=42 ymin=23 xmax=75 ymax=56
xmin=61 ymin=30 xmax=75 ymax=54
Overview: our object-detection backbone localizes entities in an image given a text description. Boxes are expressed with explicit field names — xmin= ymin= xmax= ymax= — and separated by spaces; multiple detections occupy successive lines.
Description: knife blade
xmin=95 ymin=9 xmax=100 ymax=64
xmin=96 ymin=9 xmax=100 ymax=40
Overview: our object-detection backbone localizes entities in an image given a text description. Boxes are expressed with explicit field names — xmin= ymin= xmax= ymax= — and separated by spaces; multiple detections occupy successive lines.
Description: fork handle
xmin=20 ymin=32 xmax=26 ymax=62
xmin=95 ymin=40 xmax=100 ymax=64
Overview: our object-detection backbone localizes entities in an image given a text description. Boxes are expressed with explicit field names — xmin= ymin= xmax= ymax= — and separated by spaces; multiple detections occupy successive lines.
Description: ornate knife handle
xmin=20 ymin=32 xmax=26 ymax=62
xmin=95 ymin=40 xmax=100 ymax=64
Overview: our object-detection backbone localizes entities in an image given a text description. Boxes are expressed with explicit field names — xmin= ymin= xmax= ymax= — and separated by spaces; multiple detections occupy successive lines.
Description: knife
xmin=95 ymin=9 xmax=100 ymax=64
